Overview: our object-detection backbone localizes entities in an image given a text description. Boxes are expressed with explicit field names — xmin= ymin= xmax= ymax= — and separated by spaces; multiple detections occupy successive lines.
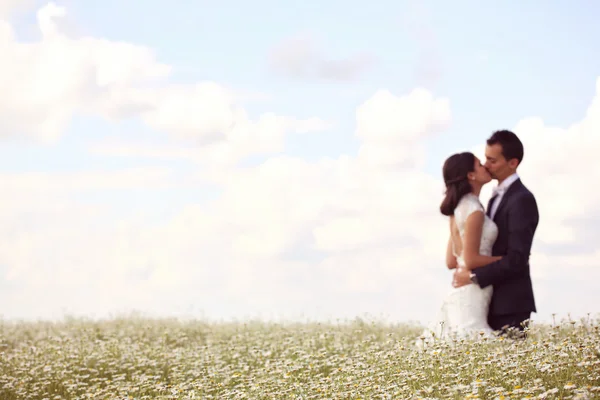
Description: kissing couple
xmin=418 ymin=129 xmax=539 ymax=346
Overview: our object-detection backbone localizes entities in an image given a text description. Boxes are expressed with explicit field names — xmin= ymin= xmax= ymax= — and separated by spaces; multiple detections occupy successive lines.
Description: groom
xmin=453 ymin=130 xmax=539 ymax=336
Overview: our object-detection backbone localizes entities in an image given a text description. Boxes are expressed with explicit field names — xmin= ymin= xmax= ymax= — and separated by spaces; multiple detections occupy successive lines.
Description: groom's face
xmin=484 ymin=143 xmax=510 ymax=180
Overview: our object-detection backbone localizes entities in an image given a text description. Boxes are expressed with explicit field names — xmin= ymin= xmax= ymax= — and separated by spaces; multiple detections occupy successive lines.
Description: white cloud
xmin=0 ymin=2 xmax=330 ymax=163
xmin=0 ymin=83 xmax=453 ymax=322
xmin=5 ymin=77 xmax=600 ymax=324
xmin=140 ymin=82 xmax=236 ymax=143
xmin=356 ymin=88 xmax=451 ymax=169
xmin=100 ymin=77 xmax=600 ymax=323
xmin=9 ymin=75 xmax=600 ymax=324
xmin=135 ymin=82 xmax=333 ymax=168
xmin=0 ymin=0 xmax=32 ymax=17
xmin=1 ymin=3 xmax=599 ymax=325
xmin=89 ymin=110 xmax=333 ymax=170
xmin=269 ymin=33 xmax=375 ymax=82
xmin=0 ymin=165 xmax=181 ymax=316
xmin=0 ymin=167 xmax=177 ymax=192
xmin=0 ymin=3 xmax=170 ymax=142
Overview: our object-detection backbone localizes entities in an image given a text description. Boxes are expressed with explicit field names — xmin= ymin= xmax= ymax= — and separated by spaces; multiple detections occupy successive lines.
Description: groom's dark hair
xmin=487 ymin=130 xmax=524 ymax=164
xmin=440 ymin=152 xmax=476 ymax=216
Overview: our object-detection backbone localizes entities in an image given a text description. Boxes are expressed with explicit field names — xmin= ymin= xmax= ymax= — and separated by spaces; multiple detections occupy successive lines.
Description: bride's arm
xmin=446 ymin=236 xmax=457 ymax=269
xmin=463 ymin=211 xmax=502 ymax=270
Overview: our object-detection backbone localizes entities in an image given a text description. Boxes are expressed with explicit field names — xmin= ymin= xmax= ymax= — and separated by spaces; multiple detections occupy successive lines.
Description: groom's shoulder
xmin=515 ymin=179 xmax=536 ymax=199
xmin=512 ymin=180 xmax=538 ymax=211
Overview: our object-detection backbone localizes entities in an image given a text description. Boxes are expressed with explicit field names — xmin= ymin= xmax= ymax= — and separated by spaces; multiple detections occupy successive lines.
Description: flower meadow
xmin=0 ymin=314 xmax=598 ymax=399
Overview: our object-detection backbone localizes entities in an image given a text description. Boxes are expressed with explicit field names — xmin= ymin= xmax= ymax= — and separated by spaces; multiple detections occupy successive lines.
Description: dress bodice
xmin=453 ymin=193 xmax=498 ymax=266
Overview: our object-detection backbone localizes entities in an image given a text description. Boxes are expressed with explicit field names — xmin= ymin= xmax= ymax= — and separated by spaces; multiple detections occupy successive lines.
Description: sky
xmin=1 ymin=0 xmax=599 ymax=326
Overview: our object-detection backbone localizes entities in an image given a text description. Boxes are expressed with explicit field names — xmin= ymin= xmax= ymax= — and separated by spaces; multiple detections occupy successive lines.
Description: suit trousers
xmin=488 ymin=312 xmax=531 ymax=338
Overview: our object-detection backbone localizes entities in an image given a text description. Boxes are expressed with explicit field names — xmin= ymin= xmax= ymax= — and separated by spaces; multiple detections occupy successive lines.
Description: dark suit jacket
xmin=472 ymin=178 xmax=539 ymax=316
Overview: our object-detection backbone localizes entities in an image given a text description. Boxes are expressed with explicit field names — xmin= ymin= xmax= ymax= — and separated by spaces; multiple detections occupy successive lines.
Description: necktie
xmin=491 ymin=185 xmax=505 ymax=197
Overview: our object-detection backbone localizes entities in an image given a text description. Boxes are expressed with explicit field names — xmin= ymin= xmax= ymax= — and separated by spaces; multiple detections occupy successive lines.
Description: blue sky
xmin=77 ymin=0 xmax=600 ymax=206
xmin=1 ymin=0 xmax=599 ymax=322
xmin=7 ymin=0 xmax=599 ymax=174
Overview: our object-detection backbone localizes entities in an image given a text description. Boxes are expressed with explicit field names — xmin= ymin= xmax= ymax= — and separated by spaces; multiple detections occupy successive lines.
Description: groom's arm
xmin=472 ymin=192 xmax=539 ymax=288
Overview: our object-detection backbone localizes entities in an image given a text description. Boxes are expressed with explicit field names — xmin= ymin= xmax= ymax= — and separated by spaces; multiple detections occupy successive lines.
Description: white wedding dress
xmin=417 ymin=193 xmax=498 ymax=348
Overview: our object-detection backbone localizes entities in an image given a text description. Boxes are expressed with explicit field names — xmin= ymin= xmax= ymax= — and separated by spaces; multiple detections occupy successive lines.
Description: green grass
xmin=0 ymin=314 xmax=598 ymax=399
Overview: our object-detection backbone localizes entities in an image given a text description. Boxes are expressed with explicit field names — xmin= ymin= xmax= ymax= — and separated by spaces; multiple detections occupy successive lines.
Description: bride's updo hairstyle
xmin=440 ymin=152 xmax=475 ymax=216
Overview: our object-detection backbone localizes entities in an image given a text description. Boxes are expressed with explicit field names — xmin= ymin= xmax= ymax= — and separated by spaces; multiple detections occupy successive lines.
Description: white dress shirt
xmin=489 ymin=173 xmax=519 ymax=219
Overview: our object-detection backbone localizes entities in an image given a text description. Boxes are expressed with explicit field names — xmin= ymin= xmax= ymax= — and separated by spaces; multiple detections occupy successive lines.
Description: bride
xmin=417 ymin=152 xmax=503 ymax=347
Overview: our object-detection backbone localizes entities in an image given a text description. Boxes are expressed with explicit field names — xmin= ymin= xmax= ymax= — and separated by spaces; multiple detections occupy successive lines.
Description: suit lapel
xmin=493 ymin=178 xmax=522 ymax=222
xmin=486 ymin=196 xmax=496 ymax=217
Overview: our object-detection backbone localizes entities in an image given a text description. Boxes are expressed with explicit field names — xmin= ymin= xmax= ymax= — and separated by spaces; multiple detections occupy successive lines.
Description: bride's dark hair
xmin=440 ymin=152 xmax=475 ymax=216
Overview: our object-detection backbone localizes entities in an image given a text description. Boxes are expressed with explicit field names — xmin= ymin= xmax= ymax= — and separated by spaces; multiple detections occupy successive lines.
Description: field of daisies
xmin=0 ymin=314 xmax=599 ymax=399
